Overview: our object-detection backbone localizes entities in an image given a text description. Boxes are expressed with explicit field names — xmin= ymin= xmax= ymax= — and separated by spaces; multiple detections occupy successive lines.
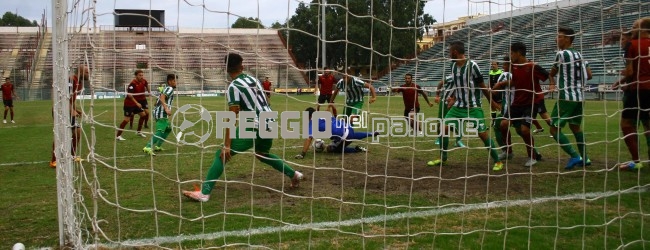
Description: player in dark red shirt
xmin=262 ymin=77 xmax=272 ymax=105
xmin=492 ymin=42 xmax=544 ymax=167
xmin=316 ymin=67 xmax=337 ymax=111
xmin=392 ymin=73 xmax=433 ymax=134
xmin=116 ymin=70 xmax=148 ymax=141
xmin=50 ymin=65 xmax=87 ymax=168
xmin=1 ymin=77 xmax=18 ymax=123
xmin=70 ymin=69 xmax=85 ymax=160
xmin=128 ymin=70 xmax=151 ymax=132
xmin=617 ymin=18 xmax=650 ymax=170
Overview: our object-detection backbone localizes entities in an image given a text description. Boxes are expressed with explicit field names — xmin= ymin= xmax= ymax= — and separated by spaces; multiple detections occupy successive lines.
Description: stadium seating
xmin=378 ymin=0 xmax=649 ymax=94
xmin=3 ymin=0 xmax=647 ymax=100
xmin=0 ymin=32 xmax=39 ymax=98
xmin=3 ymin=28 xmax=307 ymax=100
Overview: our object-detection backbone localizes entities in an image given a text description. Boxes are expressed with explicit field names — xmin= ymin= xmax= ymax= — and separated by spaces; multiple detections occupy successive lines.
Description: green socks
xmin=257 ymin=153 xmax=296 ymax=178
xmin=483 ymin=138 xmax=500 ymax=162
xmin=202 ymin=149 xmax=227 ymax=195
xmin=554 ymin=132 xmax=580 ymax=158
xmin=202 ymin=150 xmax=295 ymax=195
xmin=574 ymin=131 xmax=587 ymax=159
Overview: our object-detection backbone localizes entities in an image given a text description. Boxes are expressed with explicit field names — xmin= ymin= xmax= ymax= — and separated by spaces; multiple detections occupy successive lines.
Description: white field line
xmin=88 ymin=187 xmax=647 ymax=247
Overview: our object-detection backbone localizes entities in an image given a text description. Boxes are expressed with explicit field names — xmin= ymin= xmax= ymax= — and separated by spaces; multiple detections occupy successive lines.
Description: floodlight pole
xmin=321 ymin=0 xmax=326 ymax=68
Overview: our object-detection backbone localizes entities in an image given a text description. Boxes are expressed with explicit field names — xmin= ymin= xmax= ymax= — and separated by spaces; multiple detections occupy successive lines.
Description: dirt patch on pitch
xmin=238 ymin=145 xmax=582 ymax=209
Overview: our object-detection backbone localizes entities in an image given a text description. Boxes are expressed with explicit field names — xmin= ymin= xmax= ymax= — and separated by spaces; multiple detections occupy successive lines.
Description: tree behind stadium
xmin=231 ymin=17 xmax=265 ymax=29
xmin=0 ymin=12 xmax=37 ymax=26
xmin=284 ymin=0 xmax=431 ymax=72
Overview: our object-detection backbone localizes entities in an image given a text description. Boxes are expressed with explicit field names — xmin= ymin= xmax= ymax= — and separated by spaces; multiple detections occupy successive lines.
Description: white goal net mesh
xmin=49 ymin=0 xmax=649 ymax=248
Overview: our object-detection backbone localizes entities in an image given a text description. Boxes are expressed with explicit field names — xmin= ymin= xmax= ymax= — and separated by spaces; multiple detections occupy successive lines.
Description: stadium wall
xmin=0 ymin=27 xmax=40 ymax=33
xmin=177 ymin=28 xmax=278 ymax=34
xmin=467 ymin=0 xmax=600 ymax=25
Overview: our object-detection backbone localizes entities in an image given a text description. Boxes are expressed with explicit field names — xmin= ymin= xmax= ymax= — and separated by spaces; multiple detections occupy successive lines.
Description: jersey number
xmin=574 ymin=62 xmax=583 ymax=81
xmin=247 ymin=82 xmax=269 ymax=107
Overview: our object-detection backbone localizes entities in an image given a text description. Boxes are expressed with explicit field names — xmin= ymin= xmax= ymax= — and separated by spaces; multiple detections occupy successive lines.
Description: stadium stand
xmin=1 ymin=27 xmax=306 ymax=100
xmin=378 ymin=0 xmax=649 ymax=100
xmin=2 ymin=0 xmax=646 ymax=100
xmin=0 ymin=27 xmax=43 ymax=99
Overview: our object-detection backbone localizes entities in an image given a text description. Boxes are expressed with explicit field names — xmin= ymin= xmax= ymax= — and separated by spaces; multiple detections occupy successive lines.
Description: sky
xmin=3 ymin=0 xmax=561 ymax=29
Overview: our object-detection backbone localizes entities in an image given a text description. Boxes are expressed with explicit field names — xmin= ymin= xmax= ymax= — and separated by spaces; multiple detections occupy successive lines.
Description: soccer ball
xmin=313 ymin=139 xmax=325 ymax=152
xmin=171 ymin=104 xmax=213 ymax=146
xmin=12 ymin=243 xmax=25 ymax=250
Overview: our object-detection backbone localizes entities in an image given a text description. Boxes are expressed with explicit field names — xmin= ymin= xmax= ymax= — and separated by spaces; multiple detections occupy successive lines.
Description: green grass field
xmin=0 ymin=95 xmax=648 ymax=249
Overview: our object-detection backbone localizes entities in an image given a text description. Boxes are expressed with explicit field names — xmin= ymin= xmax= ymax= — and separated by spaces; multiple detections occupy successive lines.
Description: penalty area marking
xmin=94 ymin=188 xmax=647 ymax=247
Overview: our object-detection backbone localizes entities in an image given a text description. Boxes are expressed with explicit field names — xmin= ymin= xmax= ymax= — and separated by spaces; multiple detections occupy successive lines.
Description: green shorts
xmin=155 ymin=118 xmax=171 ymax=132
xmin=551 ymin=100 xmax=583 ymax=127
xmin=344 ymin=101 xmax=364 ymax=117
xmin=229 ymin=127 xmax=274 ymax=154
xmin=443 ymin=106 xmax=488 ymax=133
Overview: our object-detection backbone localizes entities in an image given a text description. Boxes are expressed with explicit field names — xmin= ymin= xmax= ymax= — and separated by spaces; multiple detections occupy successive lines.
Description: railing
xmin=276 ymin=30 xmax=308 ymax=85
xmin=29 ymin=25 xmax=47 ymax=84
xmin=99 ymin=25 xmax=178 ymax=32
xmin=29 ymin=31 xmax=39 ymax=83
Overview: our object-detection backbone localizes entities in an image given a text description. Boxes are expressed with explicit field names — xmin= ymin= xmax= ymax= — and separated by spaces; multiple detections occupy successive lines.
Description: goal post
xmin=51 ymin=0 xmax=81 ymax=247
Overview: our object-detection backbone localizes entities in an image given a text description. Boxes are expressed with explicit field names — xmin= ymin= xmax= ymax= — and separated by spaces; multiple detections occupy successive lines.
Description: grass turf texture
xmin=0 ymin=95 xmax=648 ymax=249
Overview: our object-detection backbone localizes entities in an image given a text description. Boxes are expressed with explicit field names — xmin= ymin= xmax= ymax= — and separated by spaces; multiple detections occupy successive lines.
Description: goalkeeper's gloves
xmin=294 ymin=152 xmax=306 ymax=159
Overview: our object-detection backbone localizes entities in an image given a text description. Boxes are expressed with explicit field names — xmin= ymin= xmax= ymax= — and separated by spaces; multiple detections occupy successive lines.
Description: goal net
xmin=50 ymin=0 xmax=649 ymax=248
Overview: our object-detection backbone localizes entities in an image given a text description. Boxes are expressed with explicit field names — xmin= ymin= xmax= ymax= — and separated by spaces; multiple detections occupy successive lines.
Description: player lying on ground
xmin=295 ymin=106 xmax=378 ymax=159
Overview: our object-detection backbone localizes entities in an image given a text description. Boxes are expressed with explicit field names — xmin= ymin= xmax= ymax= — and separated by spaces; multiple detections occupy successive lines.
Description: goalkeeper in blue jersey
xmin=143 ymin=74 xmax=177 ymax=155
xmin=295 ymin=106 xmax=378 ymax=159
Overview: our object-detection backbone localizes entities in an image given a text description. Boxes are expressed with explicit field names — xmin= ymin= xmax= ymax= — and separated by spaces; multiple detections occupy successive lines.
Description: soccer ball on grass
xmin=313 ymin=139 xmax=325 ymax=153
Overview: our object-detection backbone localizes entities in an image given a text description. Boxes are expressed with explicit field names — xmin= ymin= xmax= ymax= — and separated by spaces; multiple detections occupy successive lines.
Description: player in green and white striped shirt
xmin=330 ymin=74 xmax=376 ymax=118
xmin=434 ymin=75 xmax=464 ymax=147
xmin=549 ymin=27 xmax=590 ymax=170
xmin=436 ymin=75 xmax=455 ymax=117
xmin=143 ymin=74 xmax=177 ymax=156
xmin=183 ymin=53 xmax=303 ymax=202
xmin=427 ymin=41 xmax=502 ymax=170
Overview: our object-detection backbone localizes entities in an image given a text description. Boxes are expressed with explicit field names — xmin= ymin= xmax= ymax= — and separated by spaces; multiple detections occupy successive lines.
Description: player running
xmin=391 ymin=73 xmax=433 ymax=135
xmin=182 ymin=53 xmax=303 ymax=202
xmin=143 ymin=74 xmax=178 ymax=156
